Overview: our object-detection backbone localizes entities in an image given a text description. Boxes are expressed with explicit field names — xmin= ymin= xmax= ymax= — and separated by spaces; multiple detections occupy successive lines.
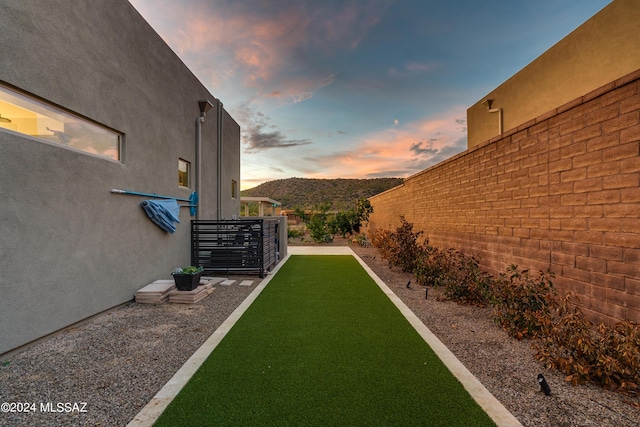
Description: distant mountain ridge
xmin=241 ymin=177 xmax=403 ymax=210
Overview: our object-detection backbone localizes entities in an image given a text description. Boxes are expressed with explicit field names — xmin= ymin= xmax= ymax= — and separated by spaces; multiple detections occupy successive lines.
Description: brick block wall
xmin=367 ymin=69 xmax=640 ymax=325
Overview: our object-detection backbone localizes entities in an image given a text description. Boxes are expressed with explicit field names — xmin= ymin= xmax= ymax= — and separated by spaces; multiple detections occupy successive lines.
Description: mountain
xmin=241 ymin=177 xmax=403 ymax=210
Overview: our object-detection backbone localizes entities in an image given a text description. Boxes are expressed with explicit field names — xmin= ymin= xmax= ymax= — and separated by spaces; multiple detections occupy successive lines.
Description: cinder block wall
xmin=367 ymin=69 xmax=640 ymax=325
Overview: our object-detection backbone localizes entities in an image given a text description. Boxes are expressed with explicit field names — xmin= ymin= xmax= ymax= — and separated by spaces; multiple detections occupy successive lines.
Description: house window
xmin=178 ymin=158 xmax=190 ymax=188
xmin=231 ymin=180 xmax=237 ymax=199
xmin=0 ymin=83 xmax=121 ymax=161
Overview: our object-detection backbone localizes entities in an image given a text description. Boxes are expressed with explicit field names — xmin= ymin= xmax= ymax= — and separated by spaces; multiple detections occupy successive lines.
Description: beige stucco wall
xmin=468 ymin=0 xmax=640 ymax=148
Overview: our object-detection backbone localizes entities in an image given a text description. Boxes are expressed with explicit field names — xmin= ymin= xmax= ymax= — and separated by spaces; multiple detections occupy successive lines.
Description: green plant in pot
xmin=171 ymin=266 xmax=204 ymax=291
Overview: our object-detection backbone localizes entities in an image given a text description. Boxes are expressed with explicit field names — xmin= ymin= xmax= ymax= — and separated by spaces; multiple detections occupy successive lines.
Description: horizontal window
xmin=0 ymin=83 xmax=121 ymax=161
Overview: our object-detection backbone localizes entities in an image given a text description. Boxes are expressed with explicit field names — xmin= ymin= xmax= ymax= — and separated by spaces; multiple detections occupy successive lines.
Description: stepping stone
xmin=168 ymin=284 xmax=215 ymax=304
xmin=135 ymin=280 xmax=177 ymax=304
xmin=219 ymin=279 xmax=236 ymax=286
xmin=239 ymin=280 xmax=254 ymax=287
xmin=202 ymin=277 xmax=225 ymax=285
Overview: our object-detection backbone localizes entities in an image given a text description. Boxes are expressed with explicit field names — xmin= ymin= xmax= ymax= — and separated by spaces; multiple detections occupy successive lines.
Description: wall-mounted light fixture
xmin=198 ymin=100 xmax=214 ymax=119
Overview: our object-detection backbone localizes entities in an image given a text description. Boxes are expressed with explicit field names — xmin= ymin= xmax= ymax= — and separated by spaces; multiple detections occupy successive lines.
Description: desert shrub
xmin=370 ymin=217 xmax=422 ymax=272
xmin=534 ymin=294 xmax=640 ymax=393
xmin=491 ymin=265 xmax=556 ymax=340
xmin=441 ymin=250 xmax=493 ymax=306
xmin=370 ymin=228 xmax=394 ymax=260
xmin=414 ymin=246 xmax=492 ymax=306
xmin=352 ymin=233 xmax=369 ymax=247
xmin=387 ymin=217 xmax=423 ymax=272
xmin=413 ymin=243 xmax=446 ymax=286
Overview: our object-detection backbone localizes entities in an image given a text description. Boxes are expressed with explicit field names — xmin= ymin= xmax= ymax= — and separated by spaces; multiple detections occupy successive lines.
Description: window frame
xmin=178 ymin=158 xmax=191 ymax=188
xmin=0 ymin=82 xmax=123 ymax=162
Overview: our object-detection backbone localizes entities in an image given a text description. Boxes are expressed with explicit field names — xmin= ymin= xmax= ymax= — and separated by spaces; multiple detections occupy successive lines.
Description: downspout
xmin=483 ymin=98 xmax=503 ymax=136
xmin=196 ymin=100 xmax=214 ymax=220
xmin=488 ymin=107 xmax=503 ymax=136
xmin=195 ymin=115 xmax=203 ymax=220
xmin=216 ymin=100 xmax=224 ymax=220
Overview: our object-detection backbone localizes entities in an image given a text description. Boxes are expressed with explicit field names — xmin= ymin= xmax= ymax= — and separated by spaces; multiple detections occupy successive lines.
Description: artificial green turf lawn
xmin=154 ymin=255 xmax=496 ymax=426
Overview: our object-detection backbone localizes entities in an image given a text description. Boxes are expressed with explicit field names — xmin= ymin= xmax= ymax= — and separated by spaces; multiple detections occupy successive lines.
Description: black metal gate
xmin=191 ymin=219 xmax=279 ymax=277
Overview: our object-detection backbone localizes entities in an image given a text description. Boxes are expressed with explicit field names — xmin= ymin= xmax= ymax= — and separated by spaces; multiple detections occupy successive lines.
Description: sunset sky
xmin=128 ymin=0 xmax=611 ymax=189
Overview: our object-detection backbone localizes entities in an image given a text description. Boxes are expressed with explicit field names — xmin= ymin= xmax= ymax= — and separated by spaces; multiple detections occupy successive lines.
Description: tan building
xmin=467 ymin=0 xmax=640 ymax=148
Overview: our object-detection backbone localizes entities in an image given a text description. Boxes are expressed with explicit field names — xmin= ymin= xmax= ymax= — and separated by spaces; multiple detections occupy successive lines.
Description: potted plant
xmin=171 ymin=266 xmax=204 ymax=291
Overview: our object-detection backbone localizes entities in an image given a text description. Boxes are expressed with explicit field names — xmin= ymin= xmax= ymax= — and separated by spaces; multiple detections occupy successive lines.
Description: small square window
xmin=178 ymin=158 xmax=190 ymax=188
xmin=231 ymin=179 xmax=237 ymax=199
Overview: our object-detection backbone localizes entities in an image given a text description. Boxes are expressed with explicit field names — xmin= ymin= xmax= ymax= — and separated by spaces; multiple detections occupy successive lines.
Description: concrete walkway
xmin=127 ymin=247 xmax=522 ymax=427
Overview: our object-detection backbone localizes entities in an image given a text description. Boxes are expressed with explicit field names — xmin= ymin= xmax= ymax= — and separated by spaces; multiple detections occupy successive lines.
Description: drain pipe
xmin=196 ymin=100 xmax=214 ymax=220
xmin=483 ymin=98 xmax=503 ymax=136
xmin=216 ymin=99 xmax=224 ymax=220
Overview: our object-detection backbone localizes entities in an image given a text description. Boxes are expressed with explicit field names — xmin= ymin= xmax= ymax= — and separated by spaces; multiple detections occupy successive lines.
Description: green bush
xmin=308 ymin=213 xmax=333 ymax=243
xmin=288 ymin=227 xmax=303 ymax=239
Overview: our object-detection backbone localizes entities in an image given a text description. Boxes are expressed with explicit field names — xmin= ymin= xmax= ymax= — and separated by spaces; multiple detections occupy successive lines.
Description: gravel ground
xmin=0 ymin=278 xmax=256 ymax=427
xmin=1 ymin=242 xmax=639 ymax=427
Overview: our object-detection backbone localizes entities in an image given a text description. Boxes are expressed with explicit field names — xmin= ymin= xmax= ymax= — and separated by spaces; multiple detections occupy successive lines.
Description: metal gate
xmin=191 ymin=219 xmax=279 ymax=277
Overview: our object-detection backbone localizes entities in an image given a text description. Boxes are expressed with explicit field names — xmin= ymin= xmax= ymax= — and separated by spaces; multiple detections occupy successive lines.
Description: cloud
xmin=234 ymin=104 xmax=312 ymax=152
xmin=266 ymin=73 xmax=337 ymax=104
xmin=131 ymin=0 xmax=390 ymax=106
xmin=409 ymin=140 xmax=439 ymax=158
xmin=292 ymin=106 xmax=468 ymax=179
xmin=389 ymin=61 xmax=440 ymax=77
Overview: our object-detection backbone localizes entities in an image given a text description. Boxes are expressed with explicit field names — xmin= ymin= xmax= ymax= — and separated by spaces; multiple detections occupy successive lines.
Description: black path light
xmin=537 ymin=374 xmax=551 ymax=395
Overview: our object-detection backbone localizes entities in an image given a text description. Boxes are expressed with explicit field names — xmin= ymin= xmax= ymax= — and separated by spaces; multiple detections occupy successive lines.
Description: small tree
xmin=333 ymin=198 xmax=374 ymax=237
xmin=308 ymin=202 xmax=333 ymax=243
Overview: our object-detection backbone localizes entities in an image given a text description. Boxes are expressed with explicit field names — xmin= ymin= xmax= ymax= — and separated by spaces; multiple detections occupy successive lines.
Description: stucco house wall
xmin=467 ymin=0 xmax=640 ymax=148
xmin=0 ymin=0 xmax=240 ymax=355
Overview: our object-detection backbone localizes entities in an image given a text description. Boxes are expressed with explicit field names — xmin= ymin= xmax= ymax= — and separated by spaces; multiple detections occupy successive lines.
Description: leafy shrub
xmin=308 ymin=213 xmax=333 ymax=243
xmin=413 ymin=243 xmax=447 ymax=286
xmin=370 ymin=228 xmax=394 ymax=262
xmin=352 ymin=233 xmax=369 ymax=247
xmin=386 ymin=216 xmax=423 ymax=272
xmin=414 ymin=246 xmax=492 ymax=306
xmin=491 ymin=265 xmax=556 ymax=340
xmin=441 ymin=250 xmax=493 ymax=306
xmin=534 ymin=294 xmax=640 ymax=393
xmin=288 ymin=227 xmax=303 ymax=239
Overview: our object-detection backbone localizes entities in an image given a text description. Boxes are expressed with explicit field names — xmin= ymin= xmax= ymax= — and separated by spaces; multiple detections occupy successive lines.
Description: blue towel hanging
xmin=141 ymin=199 xmax=181 ymax=233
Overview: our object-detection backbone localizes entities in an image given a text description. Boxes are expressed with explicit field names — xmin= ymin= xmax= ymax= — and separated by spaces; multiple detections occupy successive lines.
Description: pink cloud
xmin=130 ymin=0 xmax=388 ymax=104
xmin=302 ymin=106 xmax=469 ymax=179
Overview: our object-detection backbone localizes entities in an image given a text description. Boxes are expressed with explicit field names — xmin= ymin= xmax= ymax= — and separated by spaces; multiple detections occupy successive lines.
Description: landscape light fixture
xmin=537 ymin=374 xmax=551 ymax=395
xmin=198 ymin=99 xmax=214 ymax=118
